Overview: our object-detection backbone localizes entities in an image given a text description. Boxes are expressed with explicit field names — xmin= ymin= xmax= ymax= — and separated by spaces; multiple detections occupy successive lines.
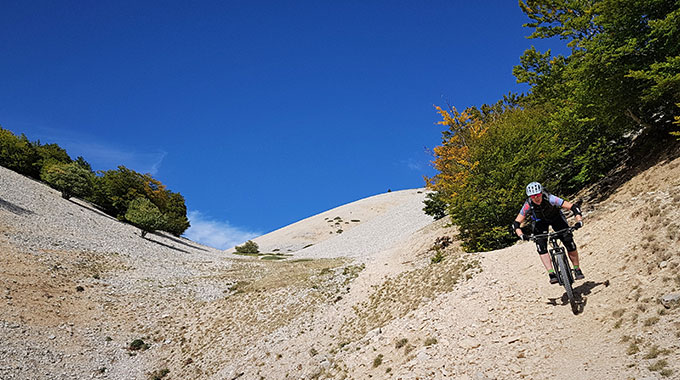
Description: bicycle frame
xmin=530 ymin=228 xmax=575 ymax=286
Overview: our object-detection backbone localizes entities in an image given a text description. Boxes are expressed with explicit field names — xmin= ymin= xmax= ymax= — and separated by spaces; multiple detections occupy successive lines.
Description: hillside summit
xmin=1 ymin=150 xmax=680 ymax=379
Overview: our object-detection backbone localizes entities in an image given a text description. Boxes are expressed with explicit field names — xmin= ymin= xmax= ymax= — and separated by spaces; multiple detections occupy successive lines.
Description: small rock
xmin=458 ymin=338 xmax=480 ymax=350
xmin=659 ymin=261 xmax=668 ymax=269
xmin=660 ymin=293 xmax=680 ymax=308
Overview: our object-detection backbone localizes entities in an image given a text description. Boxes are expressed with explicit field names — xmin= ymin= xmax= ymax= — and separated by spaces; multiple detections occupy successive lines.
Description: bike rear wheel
xmin=556 ymin=254 xmax=577 ymax=314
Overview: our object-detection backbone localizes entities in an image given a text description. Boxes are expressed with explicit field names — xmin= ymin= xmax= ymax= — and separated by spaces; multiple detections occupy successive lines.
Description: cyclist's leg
xmin=534 ymin=221 xmax=552 ymax=271
xmin=553 ymin=214 xmax=580 ymax=267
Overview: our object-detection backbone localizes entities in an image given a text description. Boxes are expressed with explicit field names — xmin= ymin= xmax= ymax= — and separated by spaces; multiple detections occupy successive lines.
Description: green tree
xmin=235 ymin=240 xmax=259 ymax=254
xmin=74 ymin=156 xmax=93 ymax=172
xmin=125 ymin=197 xmax=163 ymax=238
xmin=422 ymin=192 xmax=448 ymax=220
xmin=161 ymin=192 xmax=191 ymax=236
xmin=516 ymin=0 xmax=680 ymax=186
xmin=0 ymin=128 xmax=38 ymax=175
xmin=90 ymin=166 xmax=148 ymax=219
xmin=41 ymin=162 xmax=94 ymax=199
xmin=33 ymin=142 xmax=71 ymax=177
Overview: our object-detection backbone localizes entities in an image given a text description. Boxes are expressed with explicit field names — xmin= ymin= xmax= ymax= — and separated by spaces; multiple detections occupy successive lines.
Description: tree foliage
xmin=0 ymin=126 xmax=191 ymax=237
xmin=428 ymin=1 xmax=680 ymax=251
xmin=125 ymin=197 xmax=163 ymax=238
xmin=235 ymin=240 xmax=259 ymax=254
xmin=41 ymin=162 xmax=94 ymax=199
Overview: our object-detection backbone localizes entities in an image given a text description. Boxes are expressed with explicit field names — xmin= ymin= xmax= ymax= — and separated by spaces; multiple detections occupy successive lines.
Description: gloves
xmin=520 ymin=234 xmax=530 ymax=241
xmin=573 ymin=221 xmax=583 ymax=230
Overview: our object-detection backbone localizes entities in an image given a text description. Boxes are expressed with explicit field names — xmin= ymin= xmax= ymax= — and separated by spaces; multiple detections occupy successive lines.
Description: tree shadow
xmin=0 ymin=198 xmax=34 ymax=216
xmin=67 ymin=198 xmax=118 ymax=220
xmin=546 ymin=279 xmax=610 ymax=314
xmin=143 ymin=234 xmax=191 ymax=254
xmin=580 ymin=134 xmax=680 ymax=205
xmin=152 ymin=232 xmax=208 ymax=252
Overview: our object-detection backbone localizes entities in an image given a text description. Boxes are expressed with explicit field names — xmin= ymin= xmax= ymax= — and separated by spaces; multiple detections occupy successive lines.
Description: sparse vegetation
xmin=649 ymin=359 xmax=669 ymax=372
xmin=149 ymin=368 xmax=170 ymax=380
xmin=644 ymin=345 xmax=671 ymax=360
xmin=644 ymin=317 xmax=660 ymax=327
xmin=430 ymin=249 xmax=445 ymax=264
xmin=424 ymin=337 xmax=438 ymax=346
xmin=129 ymin=339 xmax=150 ymax=351
xmin=372 ymin=354 xmax=383 ymax=368
xmin=395 ymin=338 xmax=408 ymax=349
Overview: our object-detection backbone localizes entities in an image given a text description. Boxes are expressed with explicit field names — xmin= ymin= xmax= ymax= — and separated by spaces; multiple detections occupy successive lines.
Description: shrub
xmin=431 ymin=249 xmax=445 ymax=264
xmin=372 ymin=354 xmax=383 ymax=368
xmin=235 ymin=240 xmax=259 ymax=254
xmin=128 ymin=339 xmax=149 ymax=351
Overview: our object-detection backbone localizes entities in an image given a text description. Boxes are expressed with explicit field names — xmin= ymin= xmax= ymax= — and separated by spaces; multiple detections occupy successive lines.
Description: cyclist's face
xmin=530 ymin=193 xmax=543 ymax=203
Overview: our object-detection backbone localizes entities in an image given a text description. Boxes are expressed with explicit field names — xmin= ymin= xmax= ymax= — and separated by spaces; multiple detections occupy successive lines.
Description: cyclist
xmin=513 ymin=182 xmax=584 ymax=284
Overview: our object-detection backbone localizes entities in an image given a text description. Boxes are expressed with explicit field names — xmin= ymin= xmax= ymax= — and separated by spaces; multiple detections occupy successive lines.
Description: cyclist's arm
xmin=514 ymin=201 xmax=530 ymax=237
xmin=561 ymin=200 xmax=583 ymax=223
xmin=514 ymin=213 xmax=525 ymax=237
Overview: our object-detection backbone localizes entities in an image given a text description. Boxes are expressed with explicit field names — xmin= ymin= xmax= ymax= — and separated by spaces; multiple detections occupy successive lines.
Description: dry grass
xmin=338 ymin=248 xmax=478 ymax=342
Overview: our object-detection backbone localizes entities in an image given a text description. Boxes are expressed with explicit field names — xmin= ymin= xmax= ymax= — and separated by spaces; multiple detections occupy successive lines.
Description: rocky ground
xmin=1 ymin=144 xmax=679 ymax=380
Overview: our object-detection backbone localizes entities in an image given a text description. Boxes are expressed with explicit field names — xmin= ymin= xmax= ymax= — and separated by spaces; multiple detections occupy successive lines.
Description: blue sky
xmin=1 ymin=1 xmax=566 ymax=249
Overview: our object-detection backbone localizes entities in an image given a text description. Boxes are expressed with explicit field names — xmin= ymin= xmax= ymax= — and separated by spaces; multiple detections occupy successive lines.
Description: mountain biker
xmin=513 ymin=182 xmax=584 ymax=284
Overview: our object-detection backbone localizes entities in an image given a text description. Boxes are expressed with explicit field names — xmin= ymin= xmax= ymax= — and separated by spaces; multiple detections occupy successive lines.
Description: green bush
xmin=235 ymin=240 xmax=259 ymax=254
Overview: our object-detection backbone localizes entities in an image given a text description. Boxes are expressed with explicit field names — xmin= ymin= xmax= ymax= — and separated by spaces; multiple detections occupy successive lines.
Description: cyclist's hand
xmin=573 ymin=221 xmax=583 ymax=230
xmin=520 ymin=234 xmax=530 ymax=241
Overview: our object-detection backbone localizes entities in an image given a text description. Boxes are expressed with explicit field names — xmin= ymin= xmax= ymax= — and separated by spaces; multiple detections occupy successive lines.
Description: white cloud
xmin=10 ymin=125 xmax=167 ymax=175
xmin=400 ymin=158 xmax=424 ymax=171
xmin=183 ymin=211 xmax=260 ymax=250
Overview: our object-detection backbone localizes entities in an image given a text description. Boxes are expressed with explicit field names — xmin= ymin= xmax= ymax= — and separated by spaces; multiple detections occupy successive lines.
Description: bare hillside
xmin=1 ymin=147 xmax=680 ymax=380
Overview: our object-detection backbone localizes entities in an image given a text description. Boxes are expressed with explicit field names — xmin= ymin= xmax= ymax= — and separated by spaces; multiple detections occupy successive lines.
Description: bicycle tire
xmin=556 ymin=254 xmax=577 ymax=313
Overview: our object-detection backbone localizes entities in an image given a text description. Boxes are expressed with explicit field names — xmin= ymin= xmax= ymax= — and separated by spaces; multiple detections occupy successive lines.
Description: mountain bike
xmin=529 ymin=227 xmax=579 ymax=314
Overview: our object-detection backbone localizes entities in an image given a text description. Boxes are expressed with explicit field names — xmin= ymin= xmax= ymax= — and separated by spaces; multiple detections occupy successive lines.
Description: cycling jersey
xmin=519 ymin=192 xmax=565 ymax=222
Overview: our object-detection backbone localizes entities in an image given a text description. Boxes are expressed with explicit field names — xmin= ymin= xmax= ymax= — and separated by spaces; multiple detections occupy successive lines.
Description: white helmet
xmin=526 ymin=182 xmax=543 ymax=196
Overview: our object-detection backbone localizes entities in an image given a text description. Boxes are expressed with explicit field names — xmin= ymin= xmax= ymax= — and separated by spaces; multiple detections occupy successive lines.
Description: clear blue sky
xmin=1 ymin=1 xmax=565 ymax=249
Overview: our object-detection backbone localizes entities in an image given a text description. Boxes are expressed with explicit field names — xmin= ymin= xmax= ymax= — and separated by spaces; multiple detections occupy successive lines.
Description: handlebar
xmin=526 ymin=227 xmax=577 ymax=241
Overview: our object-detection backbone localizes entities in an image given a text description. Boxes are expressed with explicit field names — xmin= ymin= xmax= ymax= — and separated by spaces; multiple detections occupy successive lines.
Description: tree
xmin=91 ymin=166 xmax=148 ymax=219
xmin=125 ymin=198 xmax=163 ymax=238
xmin=235 ymin=240 xmax=259 ymax=254
xmin=0 ymin=127 xmax=37 ymax=175
xmin=161 ymin=192 xmax=191 ymax=236
xmin=41 ymin=162 xmax=94 ymax=199
xmin=422 ymin=192 xmax=448 ymax=220
xmin=33 ymin=142 xmax=71 ymax=177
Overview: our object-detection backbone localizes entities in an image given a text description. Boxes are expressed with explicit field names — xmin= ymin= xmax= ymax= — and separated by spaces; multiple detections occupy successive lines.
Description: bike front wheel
xmin=556 ymin=254 xmax=577 ymax=314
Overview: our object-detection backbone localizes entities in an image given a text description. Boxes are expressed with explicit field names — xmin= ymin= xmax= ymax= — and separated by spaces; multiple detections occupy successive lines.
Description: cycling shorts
xmin=533 ymin=214 xmax=577 ymax=254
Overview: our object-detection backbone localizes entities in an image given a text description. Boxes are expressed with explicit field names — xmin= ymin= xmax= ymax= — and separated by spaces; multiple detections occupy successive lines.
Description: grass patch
xmin=149 ymin=369 xmax=170 ymax=380
xmin=395 ymin=338 xmax=408 ymax=349
xmin=644 ymin=345 xmax=671 ymax=359
xmin=372 ymin=354 xmax=383 ymax=368
xmin=627 ymin=341 xmax=640 ymax=355
xmin=644 ymin=316 xmax=660 ymax=326
xmin=339 ymin=249 xmax=474 ymax=342
xmin=648 ymin=359 xmax=669 ymax=372
xmin=424 ymin=337 xmax=438 ymax=346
